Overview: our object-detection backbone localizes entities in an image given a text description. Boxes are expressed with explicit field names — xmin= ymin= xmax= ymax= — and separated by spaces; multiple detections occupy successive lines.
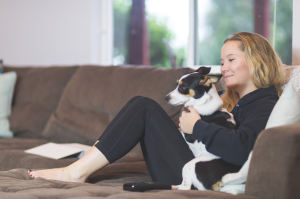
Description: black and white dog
xmin=165 ymin=66 xmax=251 ymax=194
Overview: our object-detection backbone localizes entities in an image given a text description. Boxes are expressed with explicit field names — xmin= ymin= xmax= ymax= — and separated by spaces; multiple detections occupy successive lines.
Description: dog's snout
xmin=165 ymin=95 xmax=171 ymax=101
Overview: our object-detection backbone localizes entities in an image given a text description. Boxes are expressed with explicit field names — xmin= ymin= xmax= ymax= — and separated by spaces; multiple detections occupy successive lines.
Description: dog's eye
xmin=179 ymin=86 xmax=187 ymax=91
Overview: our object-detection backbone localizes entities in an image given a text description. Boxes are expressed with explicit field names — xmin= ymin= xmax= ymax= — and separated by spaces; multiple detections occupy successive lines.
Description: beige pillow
xmin=265 ymin=84 xmax=300 ymax=129
xmin=281 ymin=65 xmax=300 ymax=93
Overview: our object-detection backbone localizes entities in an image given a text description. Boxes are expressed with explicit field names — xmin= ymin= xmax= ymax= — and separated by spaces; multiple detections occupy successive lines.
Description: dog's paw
xmin=222 ymin=172 xmax=243 ymax=185
xmin=175 ymin=184 xmax=191 ymax=190
xmin=175 ymin=181 xmax=192 ymax=190
xmin=211 ymin=180 xmax=224 ymax=191
xmin=222 ymin=173 xmax=234 ymax=185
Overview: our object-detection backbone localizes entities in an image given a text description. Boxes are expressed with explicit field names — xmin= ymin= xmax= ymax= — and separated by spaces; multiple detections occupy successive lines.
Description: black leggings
xmin=94 ymin=96 xmax=195 ymax=185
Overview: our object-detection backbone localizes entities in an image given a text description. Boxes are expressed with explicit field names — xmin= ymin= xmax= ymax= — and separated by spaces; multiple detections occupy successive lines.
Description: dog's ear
xmin=199 ymin=74 xmax=223 ymax=86
xmin=196 ymin=66 xmax=211 ymax=75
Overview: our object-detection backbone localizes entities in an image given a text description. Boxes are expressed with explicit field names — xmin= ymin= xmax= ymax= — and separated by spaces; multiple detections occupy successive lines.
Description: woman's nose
xmin=221 ymin=63 xmax=228 ymax=73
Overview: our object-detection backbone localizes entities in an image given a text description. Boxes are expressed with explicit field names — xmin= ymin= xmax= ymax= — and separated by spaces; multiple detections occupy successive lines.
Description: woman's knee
xmin=125 ymin=96 xmax=143 ymax=106
xmin=129 ymin=96 xmax=143 ymax=102
xmin=134 ymin=97 xmax=161 ymax=109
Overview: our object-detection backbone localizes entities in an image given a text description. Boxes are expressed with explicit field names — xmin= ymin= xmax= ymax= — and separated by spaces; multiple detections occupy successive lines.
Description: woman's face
xmin=221 ymin=41 xmax=256 ymax=97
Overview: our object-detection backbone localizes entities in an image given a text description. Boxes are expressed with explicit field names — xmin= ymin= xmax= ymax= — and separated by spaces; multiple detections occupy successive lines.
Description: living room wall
xmin=0 ymin=0 xmax=112 ymax=66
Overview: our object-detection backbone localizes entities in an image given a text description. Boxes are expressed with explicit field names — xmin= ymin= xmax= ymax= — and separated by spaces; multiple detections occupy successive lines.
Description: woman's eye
xmin=229 ymin=59 xmax=234 ymax=62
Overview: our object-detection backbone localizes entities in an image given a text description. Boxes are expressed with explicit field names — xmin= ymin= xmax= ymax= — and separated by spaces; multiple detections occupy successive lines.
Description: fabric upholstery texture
xmin=0 ymin=166 xmax=259 ymax=199
xmin=245 ymin=123 xmax=300 ymax=199
xmin=0 ymin=71 xmax=16 ymax=137
xmin=41 ymin=65 xmax=194 ymax=147
xmin=3 ymin=66 xmax=78 ymax=138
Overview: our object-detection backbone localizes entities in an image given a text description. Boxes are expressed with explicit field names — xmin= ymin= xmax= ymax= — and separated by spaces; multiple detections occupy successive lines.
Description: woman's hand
xmin=179 ymin=106 xmax=201 ymax=134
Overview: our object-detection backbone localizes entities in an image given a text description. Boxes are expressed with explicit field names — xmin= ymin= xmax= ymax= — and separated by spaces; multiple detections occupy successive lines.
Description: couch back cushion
xmin=3 ymin=66 xmax=78 ymax=138
xmin=41 ymin=65 xmax=195 ymax=146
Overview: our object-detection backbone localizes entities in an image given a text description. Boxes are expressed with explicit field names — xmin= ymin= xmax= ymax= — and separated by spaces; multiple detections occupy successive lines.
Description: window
xmin=113 ymin=0 xmax=293 ymax=70
xmin=194 ymin=0 xmax=293 ymax=67
xmin=113 ymin=0 xmax=188 ymax=68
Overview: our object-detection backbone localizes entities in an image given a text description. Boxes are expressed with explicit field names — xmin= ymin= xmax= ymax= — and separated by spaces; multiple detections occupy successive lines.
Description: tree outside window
xmin=113 ymin=0 xmax=293 ymax=68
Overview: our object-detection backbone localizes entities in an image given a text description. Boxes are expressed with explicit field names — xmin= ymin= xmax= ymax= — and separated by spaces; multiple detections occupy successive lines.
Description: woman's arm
xmin=192 ymin=101 xmax=275 ymax=166
xmin=179 ymin=96 xmax=277 ymax=166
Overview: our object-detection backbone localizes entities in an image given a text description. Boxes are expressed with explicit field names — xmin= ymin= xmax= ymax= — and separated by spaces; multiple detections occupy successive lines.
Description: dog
xmin=165 ymin=66 xmax=249 ymax=194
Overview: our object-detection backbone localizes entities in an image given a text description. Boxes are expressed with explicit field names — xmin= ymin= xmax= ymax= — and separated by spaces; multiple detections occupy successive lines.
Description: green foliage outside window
xmin=113 ymin=0 xmax=292 ymax=67
xmin=198 ymin=0 xmax=292 ymax=65
xmin=113 ymin=0 xmax=185 ymax=68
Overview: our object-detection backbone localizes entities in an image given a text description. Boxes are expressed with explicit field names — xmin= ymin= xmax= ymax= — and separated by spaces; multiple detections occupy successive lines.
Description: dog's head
xmin=165 ymin=66 xmax=222 ymax=106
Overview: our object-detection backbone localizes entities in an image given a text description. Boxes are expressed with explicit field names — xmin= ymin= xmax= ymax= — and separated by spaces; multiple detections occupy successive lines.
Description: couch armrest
xmin=245 ymin=123 xmax=300 ymax=199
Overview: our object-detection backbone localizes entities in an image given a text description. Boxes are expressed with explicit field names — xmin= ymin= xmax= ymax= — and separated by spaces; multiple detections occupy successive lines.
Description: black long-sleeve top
xmin=192 ymin=85 xmax=279 ymax=166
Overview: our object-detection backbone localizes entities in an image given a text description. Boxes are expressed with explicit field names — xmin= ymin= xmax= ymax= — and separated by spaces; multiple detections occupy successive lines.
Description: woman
xmin=28 ymin=32 xmax=284 ymax=185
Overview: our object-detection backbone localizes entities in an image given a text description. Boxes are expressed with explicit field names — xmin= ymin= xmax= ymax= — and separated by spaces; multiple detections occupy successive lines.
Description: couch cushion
xmin=41 ymin=65 xmax=195 ymax=147
xmin=0 ymin=167 xmax=259 ymax=199
xmin=0 ymin=138 xmax=48 ymax=150
xmin=245 ymin=123 xmax=300 ymax=199
xmin=3 ymin=66 xmax=78 ymax=138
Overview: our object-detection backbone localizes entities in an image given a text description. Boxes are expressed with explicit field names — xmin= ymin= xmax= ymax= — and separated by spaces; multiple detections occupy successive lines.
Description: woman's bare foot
xmin=27 ymin=146 xmax=109 ymax=183
xmin=28 ymin=167 xmax=87 ymax=183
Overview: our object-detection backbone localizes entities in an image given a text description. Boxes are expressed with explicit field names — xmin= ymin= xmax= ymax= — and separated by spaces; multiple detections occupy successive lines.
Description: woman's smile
xmin=224 ymin=75 xmax=233 ymax=80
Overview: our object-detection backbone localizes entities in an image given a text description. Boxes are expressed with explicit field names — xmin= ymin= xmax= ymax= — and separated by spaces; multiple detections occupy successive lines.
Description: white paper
xmin=24 ymin=142 xmax=90 ymax=159
xmin=59 ymin=143 xmax=92 ymax=158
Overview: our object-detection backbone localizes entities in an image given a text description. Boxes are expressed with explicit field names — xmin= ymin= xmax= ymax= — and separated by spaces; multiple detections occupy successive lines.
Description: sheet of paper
xmin=60 ymin=143 xmax=92 ymax=158
xmin=25 ymin=142 xmax=84 ymax=159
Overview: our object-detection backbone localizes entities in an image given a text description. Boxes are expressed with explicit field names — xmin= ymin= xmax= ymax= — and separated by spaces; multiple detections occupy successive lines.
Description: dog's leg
xmin=175 ymin=156 xmax=217 ymax=190
xmin=175 ymin=160 xmax=195 ymax=190
xmin=221 ymin=151 xmax=252 ymax=185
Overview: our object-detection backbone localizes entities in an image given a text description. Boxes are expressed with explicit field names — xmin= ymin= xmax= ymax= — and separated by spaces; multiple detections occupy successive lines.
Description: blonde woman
xmin=28 ymin=32 xmax=284 ymax=186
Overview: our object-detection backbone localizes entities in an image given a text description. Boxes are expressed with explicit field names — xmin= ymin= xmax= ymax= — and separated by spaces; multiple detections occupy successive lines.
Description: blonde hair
xmin=221 ymin=32 xmax=285 ymax=112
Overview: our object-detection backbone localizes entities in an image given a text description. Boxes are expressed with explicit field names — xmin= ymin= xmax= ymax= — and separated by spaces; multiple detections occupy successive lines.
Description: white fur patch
xmin=221 ymin=108 xmax=236 ymax=124
xmin=181 ymin=131 xmax=219 ymax=159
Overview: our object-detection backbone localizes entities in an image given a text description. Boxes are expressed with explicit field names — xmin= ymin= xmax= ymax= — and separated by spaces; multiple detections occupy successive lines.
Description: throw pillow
xmin=0 ymin=71 xmax=17 ymax=137
xmin=281 ymin=65 xmax=300 ymax=93
xmin=265 ymin=84 xmax=300 ymax=129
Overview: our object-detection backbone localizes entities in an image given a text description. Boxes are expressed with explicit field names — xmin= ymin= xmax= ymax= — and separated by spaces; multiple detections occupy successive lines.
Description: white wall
xmin=0 ymin=0 xmax=112 ymax=66
xmin=292 ymin=0 xmax=300 ymax=65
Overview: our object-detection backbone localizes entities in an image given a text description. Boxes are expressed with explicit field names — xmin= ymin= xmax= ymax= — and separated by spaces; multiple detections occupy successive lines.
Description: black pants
xmin=94 ymin=96 xmax=195 ymax=185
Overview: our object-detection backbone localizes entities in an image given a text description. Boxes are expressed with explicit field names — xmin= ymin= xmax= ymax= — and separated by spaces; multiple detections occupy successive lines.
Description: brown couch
xmin=0 ymin=65 xmax=299 ymax=199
